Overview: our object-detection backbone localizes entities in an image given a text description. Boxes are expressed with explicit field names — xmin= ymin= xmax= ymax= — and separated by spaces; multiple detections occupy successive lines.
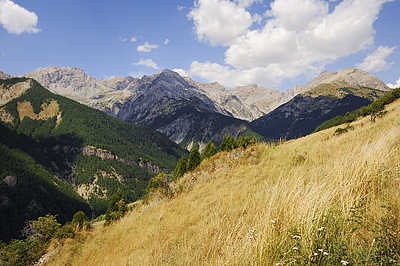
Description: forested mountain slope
xmin=0 ymin=78 xmax=187 ymax=240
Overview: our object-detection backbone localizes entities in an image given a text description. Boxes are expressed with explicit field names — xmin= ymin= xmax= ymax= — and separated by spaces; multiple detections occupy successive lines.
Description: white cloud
xmin=0 ymin=0 xmax=40 ymax=35
xmin=130 ymin=37 xmax=137 ymax=42
xmin=172 ymin=68 xmax=189 ymax=77
xmin=177 ymin=5 xmax=186 ymax=11
xmin=189 ymin=61 xmax=283 ymax=88
xmin=188 ymin=0 xmax=392 ymax=88
xmin=137 ymin=42 xmax=159 ymax=53
xmin=188 ymin=0 xmax=254 ymax=46
xmin=164 ymin=38 xmax=170 ymax=45
xmin=387 ymin=77 xmax=400 ymax=89
xmin=356 ymin=46 xmax=396 ymax=72
xmin=119 ymin=37 xmax=127 ymax=42
xmin=133 ymin=59 xmax=159 ymax=69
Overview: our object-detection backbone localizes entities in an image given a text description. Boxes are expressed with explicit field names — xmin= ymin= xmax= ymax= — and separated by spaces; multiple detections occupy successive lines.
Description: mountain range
xmin=23 ymin=66 xmax=389 ymax=148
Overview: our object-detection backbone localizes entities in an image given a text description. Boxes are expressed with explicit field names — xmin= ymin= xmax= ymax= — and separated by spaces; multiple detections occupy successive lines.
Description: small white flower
xmin=341 ymin=261 xmax=349 ymax=265
xmin=271 ymin=219 xmax=276 ymax=223
xmin=292 ymin=235 xmax=301 ymax=239
xmin=314 ymin=253 xmax=318 ymax=256
xmin=323 ymin=252 xmax=329 ymax=256
xmin=318 ymin=227 xmax=325 ymax=231
xmin=292 ymin=247 xmax=298 ymax=250
xmin=318 ymin=249 xmax=323 ymax=252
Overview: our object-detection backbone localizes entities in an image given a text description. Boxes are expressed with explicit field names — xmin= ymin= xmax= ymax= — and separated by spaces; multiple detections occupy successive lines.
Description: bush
xmin=21 ymin=214 xmax=61 ymax=242
xmin=72 ymin=211 xmax=91 ymax=229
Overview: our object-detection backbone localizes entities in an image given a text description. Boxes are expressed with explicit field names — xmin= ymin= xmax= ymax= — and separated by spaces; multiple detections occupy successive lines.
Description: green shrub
xmin=72 ymin=211 xmax=91 ymax=229
xmin=104 ymin=189 xmax=128 ymax=226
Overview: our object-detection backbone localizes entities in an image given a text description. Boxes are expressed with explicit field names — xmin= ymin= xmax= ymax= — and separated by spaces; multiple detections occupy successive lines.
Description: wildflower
xmin=323 ymin=252 xmax=329 ymax=256
xmin=317 ymin=227 xmax=324 ymax=231
xmin=318 ymin=249 xmax=323 ymax=252
xmin=292 ymin=235 xmax=301 ymax=239
xmin=292 ymin=247 xmax=298 ymax=250
xmin=271 ymin=219 xmax=276 ymax=223
xmin=314 ymin=253 xmax=318 ymax=256
xmin=341 ymin=261 xmax=349 ymax=265
xmin=247 ymin=229 xmax=257 ymax=239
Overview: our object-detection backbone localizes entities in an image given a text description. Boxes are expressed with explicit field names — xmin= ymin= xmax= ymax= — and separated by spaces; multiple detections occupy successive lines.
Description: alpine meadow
xmin=42 ymin=93 xmax=400 ymax=265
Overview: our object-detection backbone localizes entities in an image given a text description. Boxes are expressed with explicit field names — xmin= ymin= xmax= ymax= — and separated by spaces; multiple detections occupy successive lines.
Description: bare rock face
xmin=23 ymin=66 xmax=113 ymax=100
xmin=0 ymin=71 xmax=11 ymax=80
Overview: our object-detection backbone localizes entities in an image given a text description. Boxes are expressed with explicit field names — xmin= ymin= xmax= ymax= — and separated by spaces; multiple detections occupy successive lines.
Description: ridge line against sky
xmin=0 ymin=0 xmax=399 ymax=91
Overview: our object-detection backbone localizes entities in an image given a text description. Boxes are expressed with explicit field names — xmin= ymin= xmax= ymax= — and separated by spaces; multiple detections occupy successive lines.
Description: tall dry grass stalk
xmin=45 ymin=99 xmax=400 ymax=265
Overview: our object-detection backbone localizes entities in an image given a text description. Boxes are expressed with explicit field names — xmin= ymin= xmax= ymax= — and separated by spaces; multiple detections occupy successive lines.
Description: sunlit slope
xmin=46 ymin=99 xmax=400 ymax=265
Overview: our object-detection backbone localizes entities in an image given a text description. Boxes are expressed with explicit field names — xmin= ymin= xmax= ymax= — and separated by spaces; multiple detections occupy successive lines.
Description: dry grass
xmin=45 ymin=99 xmax=400 ymax=266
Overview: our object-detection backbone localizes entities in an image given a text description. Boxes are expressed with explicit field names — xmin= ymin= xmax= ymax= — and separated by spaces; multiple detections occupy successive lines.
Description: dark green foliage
xmin=315 ymin=87 xmax=400 ymax=132
xmin=173 ymin=158 xmax=187 ymax=180
xmin=146 ymin=172 xmax=168 ymax=192
xmin=0 ymin=78 xmax=188 ymax=238
xmin=55 ymin=223 xmax=77 ymax=240
xmin=72 ymin=211 xmax=90 ymax=229
xmin=219 ymin=135 xmax=239 ymax=152
xmin=104 ymin=189 xmax=127 ymax=226
xmin=145 ymin=172 xmax=172 ymax=199
xmin=187 ymin=147 xmax=202 ymax=172
xmin=0 ymin=238 xmax=45 ymax=266
xmin=237 ymin=136 xmax=257 ymax=149
xmin=22 ymin=214 xmax=61 ymax=242
xmin=202 ymin=141 xmax=217 ymax=160
xmin=0 ymin=124 xmax=91 ymax=242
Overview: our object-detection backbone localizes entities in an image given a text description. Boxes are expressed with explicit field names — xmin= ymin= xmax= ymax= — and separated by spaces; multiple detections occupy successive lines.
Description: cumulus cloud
xmin=137 ymin=42 xmax=159 ymax=53
xmin=356 ymin=46 xmax=396 ymax=72
xmin=172 ymin=68 xmax=189 ymax=77
xmin=387 ymin=77 xmax=400 ymax=89
xmin=188 ymin=0 xmax=254 ymax=46
xmin=0 ymin=0 xmax=40 ymax=35
xmin=188 ymin=0 xmax=392 ymax=88
xmin=164 ymin=38 xmax=170 ymax=45
xmin=133 ymin=59 xmax=159 ymax=69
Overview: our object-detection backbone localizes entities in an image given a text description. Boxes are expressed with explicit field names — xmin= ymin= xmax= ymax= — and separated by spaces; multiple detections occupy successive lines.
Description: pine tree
xmin=219 ymin=135 xmax=238 ymax=152
xmin=186 ymin=147 xmax=201 ymax=172
xmin=104 ymin=189 xmax=127 ymax=226
xmin=173 ymin=158 xmax=187 ymax=180
xmin=202 ymin=141 xmax=217 ymax=160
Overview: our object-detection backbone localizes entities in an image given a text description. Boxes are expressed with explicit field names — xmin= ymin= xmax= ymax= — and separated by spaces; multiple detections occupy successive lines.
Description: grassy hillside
xmin=44 ymin=98 xmax=400 ymax=265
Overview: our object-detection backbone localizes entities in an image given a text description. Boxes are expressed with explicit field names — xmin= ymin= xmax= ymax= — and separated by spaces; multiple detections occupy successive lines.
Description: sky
xmin=0 ymin=0 xmax=399 ymax=91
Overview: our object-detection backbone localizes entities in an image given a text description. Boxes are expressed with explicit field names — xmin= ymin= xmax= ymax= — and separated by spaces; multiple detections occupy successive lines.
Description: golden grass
xmin=45 ymin=99 xmax=400 ymax=266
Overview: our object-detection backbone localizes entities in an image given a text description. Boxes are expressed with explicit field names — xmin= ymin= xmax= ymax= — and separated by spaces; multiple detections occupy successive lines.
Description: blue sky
xmin=0 ymin=0 xmax=399 ymax=91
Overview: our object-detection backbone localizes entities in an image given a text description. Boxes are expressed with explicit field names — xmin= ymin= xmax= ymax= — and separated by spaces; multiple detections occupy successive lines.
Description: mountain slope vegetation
xmin=250 ymin=84 xmax=386 ymax=140
xmin=44 ymin=96 xmax=400 ymax=265
xmin=0 ymin=78 xmax=187 ymax=240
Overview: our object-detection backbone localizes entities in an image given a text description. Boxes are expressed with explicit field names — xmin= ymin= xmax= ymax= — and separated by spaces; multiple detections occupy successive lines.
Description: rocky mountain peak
xmin=0 ymin=71 xmax=11 ymax=80
xmin=321 ymin=68 xmax=390 ymax=91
